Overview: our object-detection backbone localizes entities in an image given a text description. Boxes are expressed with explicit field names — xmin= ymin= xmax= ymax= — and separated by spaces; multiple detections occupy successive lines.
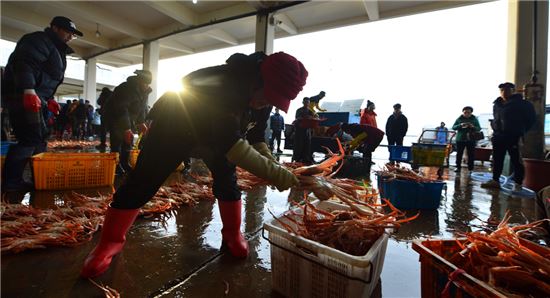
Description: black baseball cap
xmin=50 ymin=16 xmax=83 ymax=37
xmin=498 ymin=82 xmax=515 ymax=89
xmin=134 ymin=70 xmax=152 ymax=84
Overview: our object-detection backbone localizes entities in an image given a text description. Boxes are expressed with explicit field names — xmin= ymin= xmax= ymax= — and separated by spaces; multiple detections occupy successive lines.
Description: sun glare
xmin=166 ymin=79 xmax=185 ymax=92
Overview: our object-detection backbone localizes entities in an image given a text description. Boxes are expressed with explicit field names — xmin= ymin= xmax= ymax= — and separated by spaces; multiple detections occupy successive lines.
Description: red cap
xmin=261 ymin=52 xmax=308 ymax=113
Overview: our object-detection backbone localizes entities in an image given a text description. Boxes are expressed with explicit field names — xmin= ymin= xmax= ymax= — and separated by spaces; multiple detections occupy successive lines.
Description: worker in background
xmin=81 ymin=52 xmax=308 ymax=278
xmin=95 ymin=87 xmax=112 ymax=151
xmin=1 ymin=16 xmax=80 ymax=191
xmin=452 ymin=107 xmax=481 ymax=173
xmin=385 ymin=103 xmax=408 ymax=147
xmin=269 ymin=108 xmax=285 ymax=154
xmin=435 ymin=122 xmax=449 ymax=145
xmin=327 ymin=123 xmax=384 ymax=179
xmin=360 ymin=100 xmax=377 ymax=127
xmin=293 ymin=97 xmax=316 ymax=164
xmin=481 ymin=82 xmax=536 ymax=191
xmin=101 ymin=70 xmax=152 ymax=174
xmin=307 ymin=91 xmax=326 ymax=116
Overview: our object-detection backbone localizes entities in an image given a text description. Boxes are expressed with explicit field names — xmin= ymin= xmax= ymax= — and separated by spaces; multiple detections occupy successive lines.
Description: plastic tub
xmin=263 ymin=200 xmax=389 ymax=298
xmin=388 ymin=145 xmax=412 ymax=162
xmin=412 ymin=239 xmax=508 ymax=298
xmin=377 ymin=175 xmax=445 ymax=209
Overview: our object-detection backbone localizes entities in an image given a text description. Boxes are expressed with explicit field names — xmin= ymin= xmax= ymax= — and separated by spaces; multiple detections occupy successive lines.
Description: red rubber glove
xmin=23 ymin=90 xmax=41 ymax=112
xmin=47 ymin=99 xmax=60 ymax=116
xmin=138 ymin=123 xmax=148 ymax=135
xmin=124 ymin=129 xmax=134 ymax=145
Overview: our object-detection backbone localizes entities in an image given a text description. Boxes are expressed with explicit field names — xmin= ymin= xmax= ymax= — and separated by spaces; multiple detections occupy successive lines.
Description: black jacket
xmin=102 ymin=76 xmax=149 ymax=130
xmin=147 ymin=52 xmax=271 ymax=154
xmin=2 ymin=28 xmax=73 ymax=103
xmin=492 ymin=93 xmax=536 ymax=138
xmin=385 ymin=113 xmax=408 ymax=139
xmin=270 ymin=113 xmax=285 ymax=131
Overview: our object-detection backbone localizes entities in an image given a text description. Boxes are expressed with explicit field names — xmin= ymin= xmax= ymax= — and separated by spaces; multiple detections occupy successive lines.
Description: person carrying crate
xmin=81 ymin=52 xmax=309 ymax=278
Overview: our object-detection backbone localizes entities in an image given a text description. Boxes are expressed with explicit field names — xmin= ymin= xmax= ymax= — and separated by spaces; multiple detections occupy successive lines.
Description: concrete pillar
xmin=506 ymin=0 xmax=548 ymax=159
xmin=256 ymin=13 xmax=276 ymax=143
xmin=83 ymin=58 xmax=97 ymax=107
xmin=255 ymin=12 xmax=275 ymax=54
xmin=143 ymin=40 xmax=160 ymax=106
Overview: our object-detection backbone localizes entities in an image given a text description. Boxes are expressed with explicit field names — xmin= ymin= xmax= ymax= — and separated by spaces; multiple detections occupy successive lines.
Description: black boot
xmin=3 ymin=144 xmax=36 ymax=191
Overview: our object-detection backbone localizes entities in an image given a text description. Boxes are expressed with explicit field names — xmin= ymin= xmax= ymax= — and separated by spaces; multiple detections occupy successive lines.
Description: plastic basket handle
xmin=261 ymin=228 xmax=374 ymax=284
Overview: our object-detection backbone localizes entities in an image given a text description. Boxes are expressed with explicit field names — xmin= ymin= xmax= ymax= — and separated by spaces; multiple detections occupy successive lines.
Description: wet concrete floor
xmin=1 ymin=149 xmax=537 ymax=297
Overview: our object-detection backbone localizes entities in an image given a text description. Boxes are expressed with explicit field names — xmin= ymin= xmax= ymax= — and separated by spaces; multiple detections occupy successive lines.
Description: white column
xmin=506 ymin=0 xmax=548 ymax=159
xmin=256 ymin=12 xmax=277 ymax=143
xmin=83 ymin=57 xmax=97 ymax=107
xmin=255 ymin=12 xmax=275 ymax=54
xmin=143 ymin=40 xmax=160 ymax=107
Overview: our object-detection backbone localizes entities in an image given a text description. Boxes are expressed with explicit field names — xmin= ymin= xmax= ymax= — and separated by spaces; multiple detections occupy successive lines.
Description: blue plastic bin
xmin=377 ymin=176 xmax=445 ymax=209
xmin=388 ymin=145 xmax=412 ymax=162
xmin=1 ymin=142 xmax=15 ymax=156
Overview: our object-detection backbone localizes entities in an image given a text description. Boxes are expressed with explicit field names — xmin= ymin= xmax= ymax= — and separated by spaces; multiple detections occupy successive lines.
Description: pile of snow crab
xmin=143 ymin=181 xmax=215 ymax=215
xmin=48 ymin=140 xmax=101 ymax=151
xmin=271 ymin=195 xmax=418 ymax=256
xmin=1 ymin=192 xmax=110 ymax=253
xmin=1 ymin=178 xmax=216 ymax=253
xmin=447 ymin=212 xmax=550 ymax=297
xmin=376 ymin=163 xmax=437 ymax=183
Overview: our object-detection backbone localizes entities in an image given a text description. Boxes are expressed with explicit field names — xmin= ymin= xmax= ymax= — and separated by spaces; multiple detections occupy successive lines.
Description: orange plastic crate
xmin=412 ymin=239 xmax=506 ymax=298
xmin=32 ymin=152 xmax=118 ymax=190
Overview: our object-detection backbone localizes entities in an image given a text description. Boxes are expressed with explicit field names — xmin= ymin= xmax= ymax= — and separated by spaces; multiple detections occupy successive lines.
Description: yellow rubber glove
xmin=252 ymin=142 xmax=276 ymax=162
xmin=349 ymin=132 xmax=368 ymax=151
xmin=226 ymin=139 xmax=298 ymax=191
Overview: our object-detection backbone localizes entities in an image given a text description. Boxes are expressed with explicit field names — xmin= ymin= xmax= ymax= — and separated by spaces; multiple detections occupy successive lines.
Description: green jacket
xmin=452 ymin=115 xmax=481 ymax=142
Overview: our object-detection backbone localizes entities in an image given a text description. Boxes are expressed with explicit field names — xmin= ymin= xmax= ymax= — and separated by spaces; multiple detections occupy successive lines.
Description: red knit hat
xmin=260 ymin=52 xmax=308 ymax=113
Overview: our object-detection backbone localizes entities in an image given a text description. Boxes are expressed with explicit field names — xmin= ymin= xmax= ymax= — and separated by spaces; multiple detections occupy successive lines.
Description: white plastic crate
xmin=263 ymin=201 xmax=389 ymax=298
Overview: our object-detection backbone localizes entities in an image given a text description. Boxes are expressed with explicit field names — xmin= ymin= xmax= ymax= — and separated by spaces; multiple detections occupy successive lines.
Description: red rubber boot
xmin=218 ymin=200 xmax=249 ymax=258
xmin=81 ymin=207 xmax=139 ymax=278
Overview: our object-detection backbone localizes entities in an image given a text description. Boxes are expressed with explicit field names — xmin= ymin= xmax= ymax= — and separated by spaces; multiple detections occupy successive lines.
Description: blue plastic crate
xmin=1 ymin=142 xmax=15 ymax=156
xmin=377 ymin=176 xmax=445 ymax=209
xmin=388 ymin=145 xmax=412 ymax=162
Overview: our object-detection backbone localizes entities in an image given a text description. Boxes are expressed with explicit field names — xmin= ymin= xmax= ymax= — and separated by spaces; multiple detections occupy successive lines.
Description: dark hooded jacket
xmin=102 ymin=76 xmax=149 ymax=130
xmin=492 ymin=93 xmax=536 ymax=138
xmin=2 ymin=27 xmax=73 ymax=103
xmin=146 ymin=52 xmax=272 ymax=154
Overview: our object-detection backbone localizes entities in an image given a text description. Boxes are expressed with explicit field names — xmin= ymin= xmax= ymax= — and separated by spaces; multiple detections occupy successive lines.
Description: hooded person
xmin=81 ymin=51 xmax=308 ymax=278
xmin=360 ymin=100 xmax=377 ymax=127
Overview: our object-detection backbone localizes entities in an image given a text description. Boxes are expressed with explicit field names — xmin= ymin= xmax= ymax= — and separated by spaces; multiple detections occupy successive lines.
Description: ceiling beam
xmin=160 ymin=39 xmax=195 ymax=54
xmin=97 ymin=56 xmax=134 ymax=67
xmin=1 ymin=2 xmax=112 ymax=49
xmin=0 ymin=24 xmax=91 ymax=58
xmin=143 ymin=1 xmax=197 ymax=26
xmin=362 ymin=0 xmax=380 ymax=21
xmin=204 ymin=29 xmax=238 ymax=46
xmin=199 ymin=3 xmax=256 ymax=23
xmin=47 ymin=1 xmax=150 ymax=40
xmin=274 ymin=13 xmax=298 ymax=35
